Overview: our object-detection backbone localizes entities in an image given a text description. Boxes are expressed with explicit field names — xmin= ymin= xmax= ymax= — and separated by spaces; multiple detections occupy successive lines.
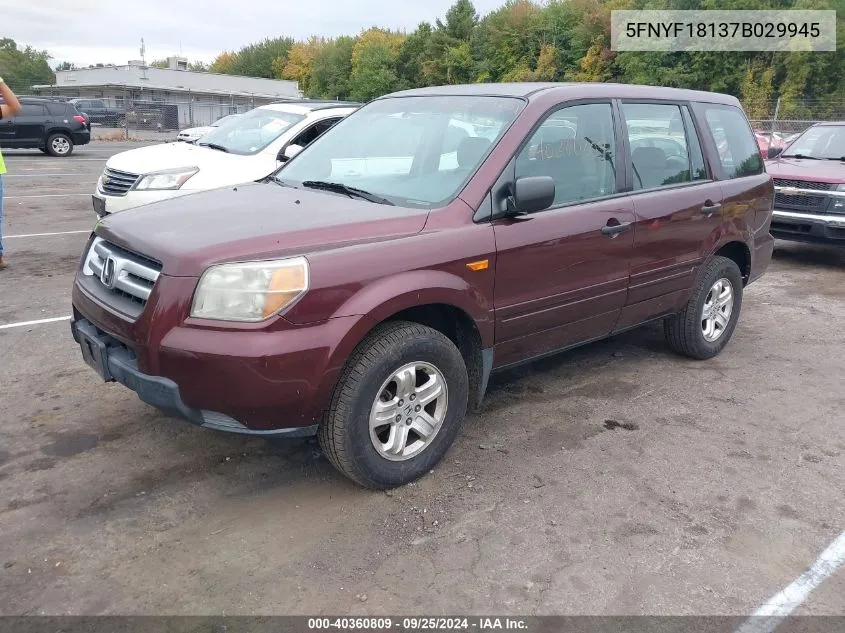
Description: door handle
xmin=601 ymin=220 xmax=632 ymax=236
xmin=701 ymin=200 xmax=722 ymax=216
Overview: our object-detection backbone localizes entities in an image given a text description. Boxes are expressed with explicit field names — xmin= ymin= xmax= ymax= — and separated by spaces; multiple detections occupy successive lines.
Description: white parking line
xmin=6 ymin=230 xmax=90 ymax=238
xmin=5 ymin=193 xmax=92 ymax=199
xmin=735 ymin=530 xmax=845 ymax=633
xmin=3 ymin=173 xmax=94 ymax=178
xmin=0 ymin=316 xmax=72 ymax=330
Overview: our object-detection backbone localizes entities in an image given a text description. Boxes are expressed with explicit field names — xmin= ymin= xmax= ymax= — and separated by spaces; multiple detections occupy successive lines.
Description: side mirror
xmin=767 ymin=145 xmax=783 ymax=159
xmin=509 ymin=176 xmax=555 ymax=215
xmin=278 ymin=144 xmax=304 ymax=162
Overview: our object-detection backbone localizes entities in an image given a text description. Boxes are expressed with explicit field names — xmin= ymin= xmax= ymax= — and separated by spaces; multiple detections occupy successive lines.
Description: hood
xmin=179 ymin=126 xmax=212 ymax=136
xmin=105 ymin=142 xmax=276 ymax=186
xmin=765 ymin=157 xmax=845 ymax=184
xmin=96 ymin=182 xmax=429 ymax=277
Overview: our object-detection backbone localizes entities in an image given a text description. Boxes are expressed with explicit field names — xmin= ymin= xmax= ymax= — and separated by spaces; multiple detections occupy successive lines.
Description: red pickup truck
xmin=71 ymin=83 xmax=773 ymax=488
xmin=766 ymin=122 xmax=845 ymax=246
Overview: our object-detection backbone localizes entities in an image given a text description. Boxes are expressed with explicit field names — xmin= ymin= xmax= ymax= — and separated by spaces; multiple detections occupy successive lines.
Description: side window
xmin=91 ymin=100 xmax=105 ymax=108
xmin=515 ymin=102 xmax=617 ymax=207
xmin=20 ymin=104 xmax=47 ymax=117
xmin=292 ymin=117 xmax=342 ymax=148
xmin=681 ymin=106 xmax=707 ymax=180
xmin=700 ymin=105 xmax=763 ymax=178
xmin=622 ymin=102 xmax=706 ymax=190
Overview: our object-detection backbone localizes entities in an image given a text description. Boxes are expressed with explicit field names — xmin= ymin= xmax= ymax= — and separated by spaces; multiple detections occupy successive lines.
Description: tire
xmin=664 ymin=255 xmax=743 ymax=360
xmin=46 ymin=133 xmax=73 ymax=157
xmin=318 ymin=321 xmax=469 ymax=489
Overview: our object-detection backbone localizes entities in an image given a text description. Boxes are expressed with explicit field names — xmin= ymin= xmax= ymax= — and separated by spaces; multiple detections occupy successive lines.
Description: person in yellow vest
xmin=0 ymin=77 xmax=22 ymax=270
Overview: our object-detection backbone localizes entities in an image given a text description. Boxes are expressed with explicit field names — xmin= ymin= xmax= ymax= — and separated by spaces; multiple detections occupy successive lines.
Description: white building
xmin=33 ymin=57 xmax=301 ymax=129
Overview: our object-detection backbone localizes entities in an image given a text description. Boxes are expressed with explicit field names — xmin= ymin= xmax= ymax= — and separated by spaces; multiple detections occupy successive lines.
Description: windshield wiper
xmin=301 ymin=180 xmax=394 ymax=206
xmin=198 ymin=142 xmax=229 ymax=153
xmin=780 ymin=153 xmax=818 ymax=160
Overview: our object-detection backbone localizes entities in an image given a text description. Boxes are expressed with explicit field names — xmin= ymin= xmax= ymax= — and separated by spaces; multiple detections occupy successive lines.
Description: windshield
xmin=783 ymin=125 xmax=845 ymax=159
xmin=199 ymin=108 xmax=304 ymax=155
xmin=276 ymin=96 xmax=524 ymax=208
xmin=212 ymin=114 xmax=240 ymax=127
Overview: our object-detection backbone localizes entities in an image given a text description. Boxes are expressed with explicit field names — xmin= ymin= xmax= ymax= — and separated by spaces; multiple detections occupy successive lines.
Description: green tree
xmin=422 ymin=0 xmax=479 ymax=84
xmin=396 ymin=23 xmax=434 ymax=88
xmin=209 ymin=38 xmax=293 ymax=78
xmin=349 ymin=29 xmax=405 ymax=102
xmin=309 ymin=36 xmax=356 ymax=99
xmin=0 ymin=39 xmax=55 ymax=91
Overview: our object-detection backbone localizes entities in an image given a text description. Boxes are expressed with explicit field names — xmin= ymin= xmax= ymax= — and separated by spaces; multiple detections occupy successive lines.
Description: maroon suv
xmin=765 ymin=122 xmax=845 ymax=245
xmin=71 ymin=83 xmax=774 ymax=488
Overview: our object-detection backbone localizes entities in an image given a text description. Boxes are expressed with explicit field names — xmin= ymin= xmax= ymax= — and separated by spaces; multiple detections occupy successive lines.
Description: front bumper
xmin=92 ymin=188 xmax=193 ymax=217
xmin=70 ymin=318 xmax=317 ymax=437
xmin=771 ymin=209 xmax=845 ymax=245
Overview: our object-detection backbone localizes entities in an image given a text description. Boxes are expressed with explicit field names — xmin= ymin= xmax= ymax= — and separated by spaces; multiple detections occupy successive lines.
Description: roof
xmin=260 ymin=101 xmax=360 ymax=115
xmin=384 ymin=82 xmax=740 ymax=106
xmin=34 ymin=65 xmax=301 ymax=100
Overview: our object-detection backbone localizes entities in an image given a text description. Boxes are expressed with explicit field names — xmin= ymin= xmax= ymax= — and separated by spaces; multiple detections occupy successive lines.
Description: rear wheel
xmin=318 ymin=321 xmax=468 ymax=489
xmin=664 ymin=255 xmax=743 ymax=360
xmin=46 ymin=133 xmax=73 ymax=157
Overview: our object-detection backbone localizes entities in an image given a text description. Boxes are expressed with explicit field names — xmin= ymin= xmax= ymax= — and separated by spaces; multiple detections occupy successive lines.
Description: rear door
xmin=615 ymin=101 xmax=724 ymax=330
xmin=11 ymin=103 xmax=49 ymax=146
xmin=492 ymin=102 xmax=635 ymax=366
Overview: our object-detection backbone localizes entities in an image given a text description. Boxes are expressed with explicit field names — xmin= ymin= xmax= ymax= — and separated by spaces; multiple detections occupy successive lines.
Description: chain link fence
xmin=744 ymin=98 xmax=845 ymax=145
xmin=74 ymin=93 xmax=282 ymax=141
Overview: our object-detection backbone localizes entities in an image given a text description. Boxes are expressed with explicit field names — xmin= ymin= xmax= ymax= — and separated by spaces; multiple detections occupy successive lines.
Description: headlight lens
xmin=835 ymin=184 xmax=845 ymax=192
xmin=191 ymin=257 xmax=309 ymax=322
xmin=134 ymin=167 xmax=199 ymax=191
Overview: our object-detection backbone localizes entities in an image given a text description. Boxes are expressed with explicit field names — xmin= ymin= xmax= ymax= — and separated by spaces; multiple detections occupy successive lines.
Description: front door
xmin=615 ymin=101 xmax=725 ymax=330
xmin=492 ymin=102 xmax=635 ymax=367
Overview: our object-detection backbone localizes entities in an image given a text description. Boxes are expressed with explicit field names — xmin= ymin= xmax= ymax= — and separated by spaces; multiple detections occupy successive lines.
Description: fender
xmin=303 ymin=269 xmax=495 ymax=421
xmin=330 ymin=268 xmax=494 ymax=348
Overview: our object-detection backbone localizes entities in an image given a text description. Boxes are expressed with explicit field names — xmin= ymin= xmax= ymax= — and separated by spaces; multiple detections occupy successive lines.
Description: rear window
xmin=697 ymin=104 xmax=762 ymax=179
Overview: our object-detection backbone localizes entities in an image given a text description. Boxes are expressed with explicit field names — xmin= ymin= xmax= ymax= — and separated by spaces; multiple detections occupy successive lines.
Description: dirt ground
xmin=0 ymin=142 xmax=843 ymax=616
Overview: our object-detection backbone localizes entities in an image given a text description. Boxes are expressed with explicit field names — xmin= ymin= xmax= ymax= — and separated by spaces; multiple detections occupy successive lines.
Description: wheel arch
xmin=713 ymin=240 xmax=751 ymax=285
xmin=311 ymin=275 xmax=494 ymax=421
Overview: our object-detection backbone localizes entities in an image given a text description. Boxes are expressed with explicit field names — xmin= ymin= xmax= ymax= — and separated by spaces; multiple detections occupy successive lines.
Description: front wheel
xmin=46 ymin=133 xmax=73 ymax=157
xmin=318 ymin=321 xmax=469 ymax=489
xmin=664 ymin=255 xmax=743 ymax=360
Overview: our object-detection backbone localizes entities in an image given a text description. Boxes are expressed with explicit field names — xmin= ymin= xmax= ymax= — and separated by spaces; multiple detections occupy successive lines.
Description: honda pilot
xmin=71 ymin=83 xmax=774 ymax=488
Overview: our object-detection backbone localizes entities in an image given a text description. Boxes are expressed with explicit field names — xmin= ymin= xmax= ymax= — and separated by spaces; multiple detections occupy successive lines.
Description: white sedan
xmin=176 ymin=113 xmax=243 ymax=143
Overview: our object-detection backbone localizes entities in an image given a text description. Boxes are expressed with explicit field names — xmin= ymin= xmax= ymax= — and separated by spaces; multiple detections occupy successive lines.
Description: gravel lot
xmin=0 ymin=142 xmax=843 ymax=616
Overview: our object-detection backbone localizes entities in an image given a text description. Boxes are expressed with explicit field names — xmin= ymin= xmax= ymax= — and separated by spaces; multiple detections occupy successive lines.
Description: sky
xmin=6 ymin=0 xmax=506 ymax=68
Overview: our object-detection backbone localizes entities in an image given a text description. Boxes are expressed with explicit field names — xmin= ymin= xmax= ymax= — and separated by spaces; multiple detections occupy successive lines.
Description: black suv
xmin=67 ymin=98 xmax=124 ymax=126
xmin=0 ymin=97 xmax=91 ymax=157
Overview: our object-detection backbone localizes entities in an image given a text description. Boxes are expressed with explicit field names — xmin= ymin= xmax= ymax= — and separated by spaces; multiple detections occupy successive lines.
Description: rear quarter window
xmin=697 ymin=104 xmax=762 ymax=179
xmin=47 ymin=102 xmax=70 ymax=116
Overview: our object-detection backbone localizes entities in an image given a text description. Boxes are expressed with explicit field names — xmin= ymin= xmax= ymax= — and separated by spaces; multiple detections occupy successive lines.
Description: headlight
xmin=191 ymin=257 xmax=309 ymax=322
xmin=134 ymin=167 xmax=199 ymax=191
xmin=835 ymin=184 xmax=845 ymax=192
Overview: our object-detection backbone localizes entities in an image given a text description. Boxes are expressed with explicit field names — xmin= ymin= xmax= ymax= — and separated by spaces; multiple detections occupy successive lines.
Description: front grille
xmin=772 ymin=179 xmax=834 ymax=191
xmin=774 ymin=192 xmax=827 ymax=209
xmin=99 ymin=167 xmax=140 ymax=196
xmin=81 ymin=238 xmax=161 ymax=319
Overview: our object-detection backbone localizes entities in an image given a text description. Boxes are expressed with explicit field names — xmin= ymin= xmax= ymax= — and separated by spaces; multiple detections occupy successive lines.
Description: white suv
xmin=92 ymin=101 xmax=358 ymax=217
